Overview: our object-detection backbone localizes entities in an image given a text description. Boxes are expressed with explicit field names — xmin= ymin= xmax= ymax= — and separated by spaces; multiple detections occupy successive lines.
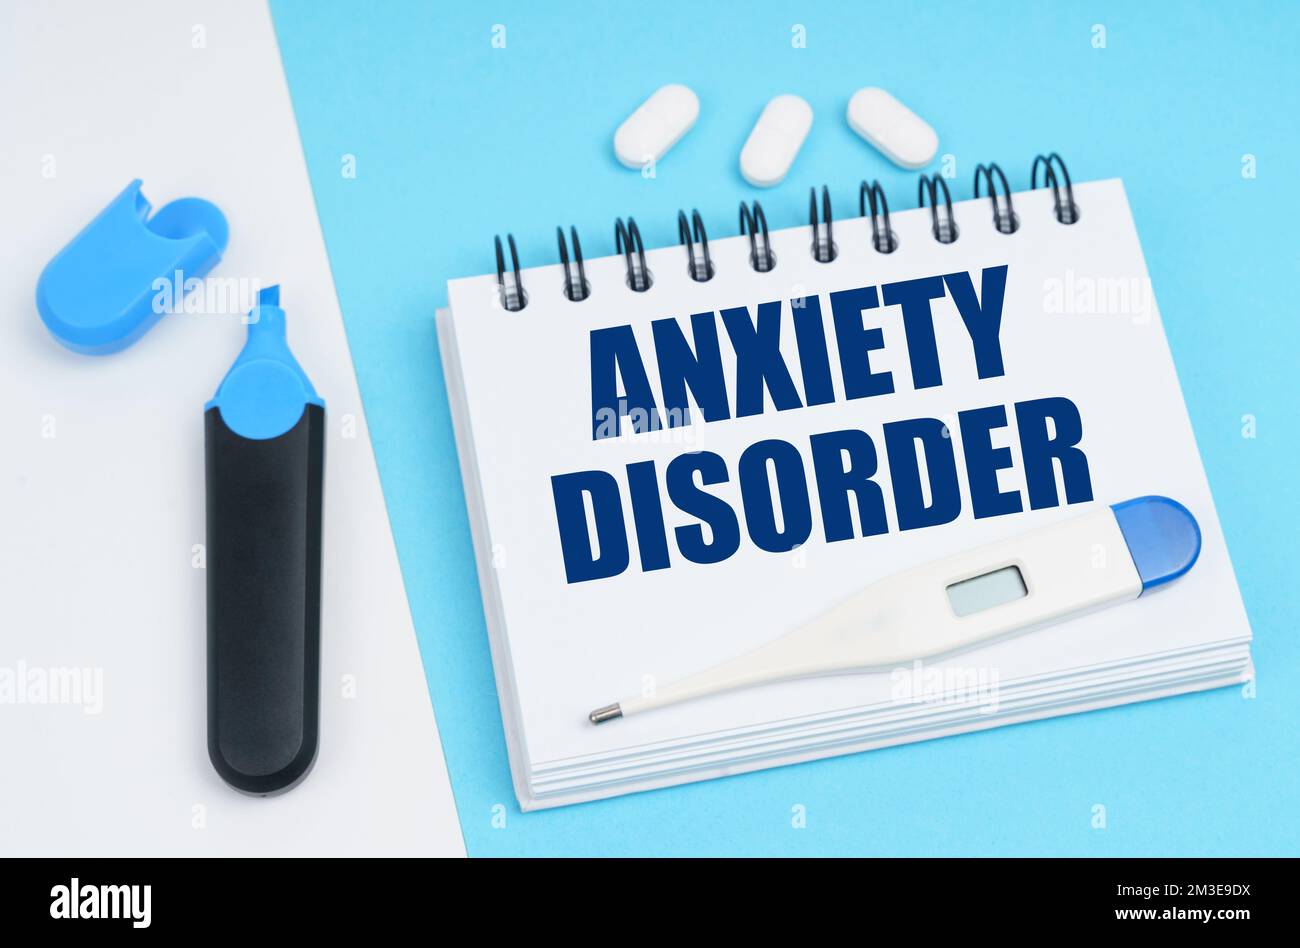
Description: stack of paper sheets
xmin=437 ymin=181 xmax=1252 ymax=809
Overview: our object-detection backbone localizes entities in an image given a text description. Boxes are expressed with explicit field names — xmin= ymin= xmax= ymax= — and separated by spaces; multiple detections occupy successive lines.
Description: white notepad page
xmin=444 ymin=179 xmax=1251 ymax=776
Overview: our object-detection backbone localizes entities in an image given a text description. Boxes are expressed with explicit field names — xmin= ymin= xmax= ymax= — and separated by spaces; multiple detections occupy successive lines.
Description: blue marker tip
xmin=206 ymin=287 xmax=323 ymax=440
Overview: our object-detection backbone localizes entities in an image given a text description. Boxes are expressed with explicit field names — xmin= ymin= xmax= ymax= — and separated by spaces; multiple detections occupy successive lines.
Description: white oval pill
xmin=846 ymin=87 xmax=938 ymax=169
xmin=739 ymin=94 xmax=813 ymax=187
xmin=614 ymin=84 xmax=699 ymax=169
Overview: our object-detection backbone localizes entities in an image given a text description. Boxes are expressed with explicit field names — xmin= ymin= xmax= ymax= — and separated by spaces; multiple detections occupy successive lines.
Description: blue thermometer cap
xmin=37 ymin=180 xmax=229 ymax=354
xmin=1111 ymin=496 xmax=1202 ymax=592
xmin=206 ymin=286 xmax=323 ymax=440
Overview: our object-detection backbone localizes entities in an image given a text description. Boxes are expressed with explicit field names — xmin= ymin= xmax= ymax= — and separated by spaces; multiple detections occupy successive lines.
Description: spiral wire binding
xmin=556 ymin=226 xmax=590 ymax=301
xmin=974 ymin=163 xmax=1018 ymax=235
xmin=859 ymin=180 xmax=898 ymax=254
xmin=677 ymin=209 xmax=714 ymax=282
xmin=494 ymin=233 xmax=526 ymax=311
xmin=615 ymin=217 xmax=652 ymax=291
xmin=918 ymin=174 xmax=959 ymax=244
xmin=808 ymin=186 xmax=836 ymax=262
xmin=490 ymin=154 xmax=1082 ymax=301
xmin=739 ymin=201 xmax=775 ymax=272
xmin=1031 ymin=152 xmax=1080 ymax=224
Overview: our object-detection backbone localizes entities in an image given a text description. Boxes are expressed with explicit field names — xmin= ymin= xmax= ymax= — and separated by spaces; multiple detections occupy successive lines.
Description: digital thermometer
xmin=205 ymin=286 xmax=325 ymax=793
xmin=588 ymin=496 xmax=1200 ymax=724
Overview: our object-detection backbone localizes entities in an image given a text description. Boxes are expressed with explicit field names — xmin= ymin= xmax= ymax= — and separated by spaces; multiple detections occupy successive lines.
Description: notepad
xmin=437 ymin=175 xmax=1253 ymax=809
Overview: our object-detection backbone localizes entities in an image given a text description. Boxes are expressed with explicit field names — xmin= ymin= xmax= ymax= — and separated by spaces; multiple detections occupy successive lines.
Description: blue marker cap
xmin=37 ymin=180 xmax=229 ymax=354
xmin=207 ymin=286 xmax=323 ymax=440
xmin=1111 ymin=496 xmax=1202 ymax=592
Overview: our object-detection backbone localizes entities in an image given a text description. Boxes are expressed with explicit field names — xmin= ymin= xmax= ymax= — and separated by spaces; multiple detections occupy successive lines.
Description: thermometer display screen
xmin=946 ymin=565 xmax=1027 ymax=617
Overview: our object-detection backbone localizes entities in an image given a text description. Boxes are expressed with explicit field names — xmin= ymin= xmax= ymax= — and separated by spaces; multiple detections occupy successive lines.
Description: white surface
xmin=0 ymin=0 xmax=464 ymax=855
xmin=847 ymin=87 xmax=938 ymax=169
xmin=739 ymin=94 xmax=813 ymax=187
xmin=613 ymin=84 xmax=699 ymax=170
xmin=617 ymin=507 xmax=1144 ymax=716
xmin=440 ymin=179 xmax=1252 ymax=808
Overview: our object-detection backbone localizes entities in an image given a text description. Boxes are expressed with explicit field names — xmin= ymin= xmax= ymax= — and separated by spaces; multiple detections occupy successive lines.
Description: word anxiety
xmin=551 ymin=266 xmax=1093 ymax=584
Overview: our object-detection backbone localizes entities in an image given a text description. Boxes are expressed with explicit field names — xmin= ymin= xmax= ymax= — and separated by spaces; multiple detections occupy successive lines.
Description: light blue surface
xmin=269 ymin=0 xmax=1299 ymax=855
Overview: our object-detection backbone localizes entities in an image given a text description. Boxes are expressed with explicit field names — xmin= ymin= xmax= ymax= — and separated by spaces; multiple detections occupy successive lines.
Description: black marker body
xmin=205 ymin=404 xmax=324 ymax=795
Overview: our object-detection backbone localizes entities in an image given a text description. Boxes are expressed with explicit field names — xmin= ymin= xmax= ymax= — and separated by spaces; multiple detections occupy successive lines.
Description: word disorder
xmin=551 ymin=265 xmax=1095 ymax=584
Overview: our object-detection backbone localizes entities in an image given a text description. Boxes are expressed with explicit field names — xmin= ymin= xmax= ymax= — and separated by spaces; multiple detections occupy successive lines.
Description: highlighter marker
xmin=205 ymin=286 xmax=324 ymax=794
